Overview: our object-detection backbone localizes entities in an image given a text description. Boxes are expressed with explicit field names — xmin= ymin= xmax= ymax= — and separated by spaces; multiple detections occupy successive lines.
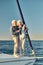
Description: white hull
xmin=0 ymin=54 xmax=36 ymax=65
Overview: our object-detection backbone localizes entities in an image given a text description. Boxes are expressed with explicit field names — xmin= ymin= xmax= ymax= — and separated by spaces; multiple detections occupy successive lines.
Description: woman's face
xmin=19 ymin=22 xmax=22 ymax=27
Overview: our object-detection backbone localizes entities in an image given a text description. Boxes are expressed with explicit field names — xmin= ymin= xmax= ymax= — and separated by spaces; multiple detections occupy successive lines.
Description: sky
xmin=0 ymin=0 xmax=43 ymax=40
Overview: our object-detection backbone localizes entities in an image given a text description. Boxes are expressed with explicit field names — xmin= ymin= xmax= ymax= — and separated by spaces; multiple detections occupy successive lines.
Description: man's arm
xmin=14 ymin=29 xmax=20 ymax=34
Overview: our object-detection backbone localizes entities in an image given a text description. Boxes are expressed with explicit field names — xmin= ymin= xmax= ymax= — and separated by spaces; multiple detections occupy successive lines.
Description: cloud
xmin=0 ymin=36 xmax=12 ymax=40
xmin=0 ymin=33 xmax=43 ymax=40
xmin=30 ymin=34 xmax=43 ymax=40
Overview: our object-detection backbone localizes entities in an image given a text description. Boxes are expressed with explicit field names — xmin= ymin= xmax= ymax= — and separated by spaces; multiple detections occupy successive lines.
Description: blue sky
xmin=0 ymin=0 xmax=43 ymax=40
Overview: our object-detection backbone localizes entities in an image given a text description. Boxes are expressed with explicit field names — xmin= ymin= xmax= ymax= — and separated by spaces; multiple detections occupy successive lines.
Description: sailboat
xmin=0 ymin=0 xmax=36 ymax=65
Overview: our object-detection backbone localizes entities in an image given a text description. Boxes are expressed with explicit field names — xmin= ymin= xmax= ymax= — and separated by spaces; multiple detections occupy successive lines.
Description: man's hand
xmin=16 ymin=30 xmax=20 ymax=32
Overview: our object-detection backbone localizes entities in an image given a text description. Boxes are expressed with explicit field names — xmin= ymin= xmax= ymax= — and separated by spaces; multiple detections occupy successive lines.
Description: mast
xmin=16 ymin=0 xmax=34 ymax=50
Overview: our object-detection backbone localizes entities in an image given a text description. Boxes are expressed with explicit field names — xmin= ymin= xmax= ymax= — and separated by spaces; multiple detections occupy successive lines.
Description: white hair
xmin=11 ymin=20 xmax=16 ymax=24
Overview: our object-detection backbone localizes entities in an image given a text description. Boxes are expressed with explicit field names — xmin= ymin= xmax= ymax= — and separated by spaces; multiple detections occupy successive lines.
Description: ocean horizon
xmin=0 ymin=40 xmax=43 ymax=55
xmin=0 ymin=40 xmax=43 ymax=65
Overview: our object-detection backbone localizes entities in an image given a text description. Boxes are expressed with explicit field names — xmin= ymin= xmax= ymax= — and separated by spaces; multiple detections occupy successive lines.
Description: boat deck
xmin=0 ymin=54 xmax=36 ymax=65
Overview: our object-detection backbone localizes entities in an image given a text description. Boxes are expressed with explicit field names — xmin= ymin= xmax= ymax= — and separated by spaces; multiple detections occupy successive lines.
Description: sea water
xmin=0 ymin=40 xmax=43 ymax=65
